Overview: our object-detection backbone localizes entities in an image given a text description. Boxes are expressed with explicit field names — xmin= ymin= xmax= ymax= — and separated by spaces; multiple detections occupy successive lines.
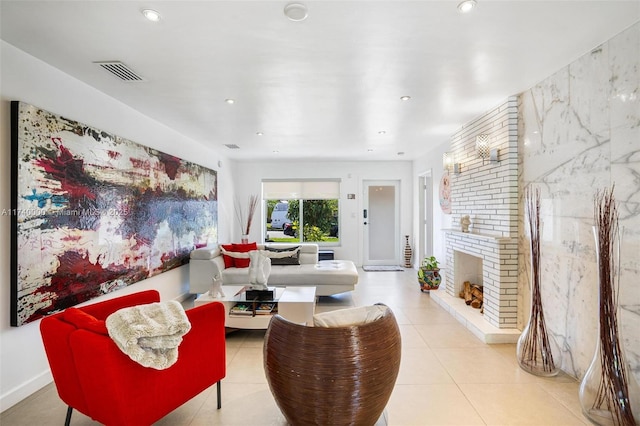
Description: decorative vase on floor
xmin=516 ymin=186 xmax=560 ymax=376
xmin=404 ymin=235 xmax=412 ymax=268
xmin=579 ymin=188 xmax=639 ymax=426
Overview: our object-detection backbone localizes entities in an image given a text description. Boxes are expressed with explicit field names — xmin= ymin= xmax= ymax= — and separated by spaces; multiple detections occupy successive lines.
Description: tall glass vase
xmin=515 ymin=242 xmax=561 ymax=376
xmin=516 ymin=186 xmax=560 ymax=376
xmin=579 ymin=226 xmax=639 ymax=426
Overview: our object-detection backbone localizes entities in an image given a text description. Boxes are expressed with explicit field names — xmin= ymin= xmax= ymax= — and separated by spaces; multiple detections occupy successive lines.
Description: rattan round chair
xmin=263 ymin=304 xmax=401 ymax=426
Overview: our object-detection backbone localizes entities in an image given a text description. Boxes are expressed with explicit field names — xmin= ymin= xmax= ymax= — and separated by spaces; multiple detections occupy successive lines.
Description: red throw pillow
xmin=63 ymin=308 xmax=109 ymax=335
xmin=221 ymin=244 xmax=235 ymax=268
xmin=232 ymin=242 xmax=257 ymax=268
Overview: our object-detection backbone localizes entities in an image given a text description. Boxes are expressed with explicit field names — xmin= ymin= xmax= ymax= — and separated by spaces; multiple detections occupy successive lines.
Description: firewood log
xmin=463 ymin=281 xmax=472 ymax=305
xmin=471 ymin=287 xmax=483 ymax=302
xmin=471 ymin=299 xmax=482 ymax=309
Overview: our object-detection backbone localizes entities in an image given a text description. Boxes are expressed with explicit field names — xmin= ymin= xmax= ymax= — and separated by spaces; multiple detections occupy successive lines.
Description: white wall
xmin=412 ymin=140 xmax=453 ymax=271
xmin=231 ymin=160 xmax=414 ymax=265
xmin=0 ymin=41 xmax=233 ymax=411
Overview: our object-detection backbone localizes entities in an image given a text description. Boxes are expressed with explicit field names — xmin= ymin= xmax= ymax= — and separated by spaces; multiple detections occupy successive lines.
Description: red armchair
xmin=40 ymin=290 xmax=226 ymax=426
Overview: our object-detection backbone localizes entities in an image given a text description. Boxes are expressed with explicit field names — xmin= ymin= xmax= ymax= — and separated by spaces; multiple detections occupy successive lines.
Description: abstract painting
xmin=10 ymin=101 xmax=218 ymax=326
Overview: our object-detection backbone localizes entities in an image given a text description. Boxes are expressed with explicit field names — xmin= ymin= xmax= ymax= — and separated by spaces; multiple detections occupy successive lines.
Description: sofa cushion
xmin=265 ymin=246 xmax=300 ymax=265
xmin=220 ymin=244 xmax=235 ymax=268
xmin=63 ymin=307 xmax=109 ymax=335
xmin=265 ymin=245 xmax=300 ymax=252
xmin=231 ymin=242 xmax=258 ymax=268
xmin=313 ymin=305 xmax=387 ymax=328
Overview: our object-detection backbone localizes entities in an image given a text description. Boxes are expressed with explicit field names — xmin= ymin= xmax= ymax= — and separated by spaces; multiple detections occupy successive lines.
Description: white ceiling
xmin=1 ymin=1 xmax=638 ymax=162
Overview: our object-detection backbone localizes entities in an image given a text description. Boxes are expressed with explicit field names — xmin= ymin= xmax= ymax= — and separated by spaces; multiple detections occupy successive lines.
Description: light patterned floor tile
xmin=459 ymin=383 xmax=589 ymax=425
xmin=387 ymin=384 xmax=485 ymax=425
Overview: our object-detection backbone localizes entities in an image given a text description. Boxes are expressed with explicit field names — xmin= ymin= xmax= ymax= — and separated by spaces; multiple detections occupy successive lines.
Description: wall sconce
xmin=443 ymin=151 xmax=461 ymax=174
xmin=476 ymin=134 xmax=499 ymax=164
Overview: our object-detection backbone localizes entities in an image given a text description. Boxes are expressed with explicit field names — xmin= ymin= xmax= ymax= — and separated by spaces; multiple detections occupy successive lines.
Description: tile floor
xmin=1 ymin=269 xmax=590 ymax=425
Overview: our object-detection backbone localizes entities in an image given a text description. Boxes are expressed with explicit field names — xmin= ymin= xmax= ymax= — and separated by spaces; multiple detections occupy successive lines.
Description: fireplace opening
xmin=453 ymin=250 xmax=484 ymax=310
xmin=453 ymin=250 xmax=483 ymax=295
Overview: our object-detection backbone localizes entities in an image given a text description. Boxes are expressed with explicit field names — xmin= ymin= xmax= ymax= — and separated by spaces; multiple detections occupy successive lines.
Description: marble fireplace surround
xmin=431 ymin=230 xmax=521 ymax=344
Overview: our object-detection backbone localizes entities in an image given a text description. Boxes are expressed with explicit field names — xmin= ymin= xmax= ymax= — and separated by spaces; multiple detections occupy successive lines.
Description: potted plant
xmin=418 ymin=256 xmax=441 ymax=292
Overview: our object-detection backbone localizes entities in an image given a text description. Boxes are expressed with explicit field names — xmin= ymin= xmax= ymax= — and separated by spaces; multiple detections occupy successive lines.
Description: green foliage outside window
xmin=303 ymin=225 xmax=325 ymax=242
xmin=288 ymin=200 xmax=338 ymax=242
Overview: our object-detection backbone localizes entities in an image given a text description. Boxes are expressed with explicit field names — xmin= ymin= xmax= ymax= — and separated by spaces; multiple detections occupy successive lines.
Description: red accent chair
xmin=40 ymin=290 xmax=226 ymax=426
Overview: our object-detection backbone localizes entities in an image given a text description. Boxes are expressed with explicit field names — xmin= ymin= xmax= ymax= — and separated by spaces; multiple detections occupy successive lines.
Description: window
xmin=263 ymin=180 xmax=340 ymax=244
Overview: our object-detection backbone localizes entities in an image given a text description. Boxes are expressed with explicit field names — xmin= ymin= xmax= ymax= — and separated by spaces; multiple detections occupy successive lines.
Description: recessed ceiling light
xmin=273 ymin=150 xmax=280 ymax=154
xmin=284 ymin=3 xmax=308 ymax=21
xmin=142 ymin=9 xmax=161 ymax=22
xmin=256 ymin=132 xmax=263 ymax=136
xmin=367 ymin=149 xmax=374 ymax=152
xmin=378 ymin=131 xmax=386 ymax=135
xmin=457 ymin=0 xmax=477 ymax=13
xmin=400 ymin=96 xmax=411 ymax=101
xmin=225 ymin=98 xmax=235 ymax=104
xmin=397 ymin=152 xmax=405 ymax=156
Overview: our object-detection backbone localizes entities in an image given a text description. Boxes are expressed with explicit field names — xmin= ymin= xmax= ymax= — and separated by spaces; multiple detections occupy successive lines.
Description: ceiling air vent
xmin=225 ymin=144 xmax=240 ymax=149
xmin=94 ymin=61 xmax=145 ymax=82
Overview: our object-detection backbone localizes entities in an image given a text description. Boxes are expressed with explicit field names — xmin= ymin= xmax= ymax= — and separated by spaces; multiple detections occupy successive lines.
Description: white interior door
xmin=419 ymin=172 xmax=433 ymax=263
xmin=363 ymin=180 xmax=400 ymax=266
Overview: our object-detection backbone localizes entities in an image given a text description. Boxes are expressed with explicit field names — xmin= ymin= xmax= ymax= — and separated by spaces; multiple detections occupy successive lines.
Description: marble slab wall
xmin=518 ymin=22 xmax=639 ymax=382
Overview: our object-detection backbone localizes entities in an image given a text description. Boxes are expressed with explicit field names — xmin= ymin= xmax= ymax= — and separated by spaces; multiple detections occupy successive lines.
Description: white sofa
xmin=189 ymin=243 xmax=359 ymax=296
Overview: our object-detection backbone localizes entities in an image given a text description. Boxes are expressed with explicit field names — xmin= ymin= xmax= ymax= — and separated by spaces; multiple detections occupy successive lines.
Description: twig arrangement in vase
xmin=579 ymin=186 xmax=638 ymax=426
xmin=516 ymin=185 xmax=560 ymax=376
xmin=235 ymin=194 xmax=259 ymax=243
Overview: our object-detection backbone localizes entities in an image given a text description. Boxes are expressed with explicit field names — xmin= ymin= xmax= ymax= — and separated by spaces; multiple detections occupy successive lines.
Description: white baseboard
xmin=0 ymin=369 xmax=52 ymax=413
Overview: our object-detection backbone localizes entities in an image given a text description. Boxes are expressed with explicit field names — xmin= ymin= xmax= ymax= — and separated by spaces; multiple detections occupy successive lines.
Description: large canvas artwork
xmin=10 ymin=101 xmax=218 ymax=326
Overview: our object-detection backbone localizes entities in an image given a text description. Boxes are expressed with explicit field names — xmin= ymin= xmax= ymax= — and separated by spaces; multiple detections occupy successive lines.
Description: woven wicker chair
xmin=263 ymin=304 xmax=401 ymax=426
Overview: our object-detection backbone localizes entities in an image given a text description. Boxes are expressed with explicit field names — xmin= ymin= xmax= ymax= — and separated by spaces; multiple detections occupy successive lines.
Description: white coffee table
xmin=194 ymin=286 xmax=316 ymax=329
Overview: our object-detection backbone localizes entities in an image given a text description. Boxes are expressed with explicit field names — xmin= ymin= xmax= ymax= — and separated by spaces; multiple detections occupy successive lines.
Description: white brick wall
xmin=448 ymin=97 xmax=519 ymax=237
xmin=444 ymin=97 xmax=519 ymax=329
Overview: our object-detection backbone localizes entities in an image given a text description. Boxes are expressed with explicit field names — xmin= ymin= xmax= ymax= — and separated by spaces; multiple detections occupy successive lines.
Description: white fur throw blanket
xmin=106 ymin=301 xmax=191 ymax=370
